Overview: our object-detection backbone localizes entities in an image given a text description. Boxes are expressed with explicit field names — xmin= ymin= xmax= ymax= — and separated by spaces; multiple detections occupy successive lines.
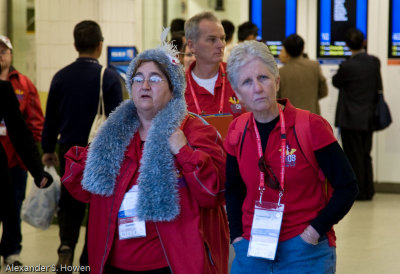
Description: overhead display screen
xmin=107 ymin=46 xmax=137 ymax=80
xmin=250 ymin=0 xmax=297 ymax=57
xmin=317 ymin=0 xmax=368 ymax=59
xmin=389 ymin=0 xmax=400 ymax=58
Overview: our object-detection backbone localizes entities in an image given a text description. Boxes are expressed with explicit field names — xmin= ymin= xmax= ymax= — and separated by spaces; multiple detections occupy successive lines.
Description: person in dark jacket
xmin=0 ymin=80 xmax=52 ymax=265
xmin=333 ymin=28 xmax=381 ymax=201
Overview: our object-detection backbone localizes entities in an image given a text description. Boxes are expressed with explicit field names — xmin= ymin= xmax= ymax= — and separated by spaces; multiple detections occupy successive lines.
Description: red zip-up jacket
xmin=0 ymin=68 xmax=44 ymax=169
xmin=62 ymin=115 xmax=229 ymax=274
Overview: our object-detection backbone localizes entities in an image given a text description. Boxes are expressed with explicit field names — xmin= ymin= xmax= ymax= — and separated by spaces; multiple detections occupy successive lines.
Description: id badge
xmin=248 ymin=201 xmax=284 ymax=260
xmin=0 ymin=120 xmax=6 ymax=136
xmin=118 ymin=185 xmax=146 ymax=240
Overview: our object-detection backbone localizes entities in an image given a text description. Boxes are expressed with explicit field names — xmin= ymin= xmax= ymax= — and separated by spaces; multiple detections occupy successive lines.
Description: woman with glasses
xmin=181 ymin=44 xmax=196 ymax=71
xmin=61 ymin=42 xmax=229 ymax=274
xmin=224 ymin=41 xmax=358 ymax=273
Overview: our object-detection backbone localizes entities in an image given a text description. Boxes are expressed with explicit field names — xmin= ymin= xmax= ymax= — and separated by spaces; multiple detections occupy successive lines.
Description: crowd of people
xmin=1 ymin=8 xmax=386 ymax=274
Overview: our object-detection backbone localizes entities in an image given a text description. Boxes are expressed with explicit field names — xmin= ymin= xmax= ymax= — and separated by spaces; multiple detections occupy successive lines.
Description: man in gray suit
xmin=333 ymin=28 xmax=381 ymax=201
xmin=278 ymin=34 xmax=328 ymax=115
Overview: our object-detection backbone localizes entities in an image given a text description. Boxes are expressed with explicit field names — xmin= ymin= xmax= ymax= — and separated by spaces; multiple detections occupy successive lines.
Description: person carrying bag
xmin=88 ymin=66 xmax=106 ymax=143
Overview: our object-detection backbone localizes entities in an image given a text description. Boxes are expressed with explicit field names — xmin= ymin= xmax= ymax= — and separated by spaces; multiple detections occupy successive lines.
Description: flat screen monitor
xmin=107 ymin=46 xmax=137 ymax=79
xmin=317 ymin=0 xmax=368 ymax=59
xmin=389 ymin=0 xmax=400 ymax=58
xmin=250 ymin=0 xmax=297 ymax=57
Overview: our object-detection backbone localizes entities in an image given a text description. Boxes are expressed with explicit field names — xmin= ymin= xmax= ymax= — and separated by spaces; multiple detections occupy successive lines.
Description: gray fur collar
xmin=82 ymin=98 xmax=187 ymax=221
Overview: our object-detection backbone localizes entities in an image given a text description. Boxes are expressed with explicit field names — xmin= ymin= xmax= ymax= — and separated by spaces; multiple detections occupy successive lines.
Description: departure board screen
xmin=107 ymin=46 xmax=137 ymax=79
xmin=389 ymin=0 xmax=400 ymax=58
xmin=250 ymin=0 xmax=297 ymax=57
xmin=317 ymin=0 xmax=368 ymax=59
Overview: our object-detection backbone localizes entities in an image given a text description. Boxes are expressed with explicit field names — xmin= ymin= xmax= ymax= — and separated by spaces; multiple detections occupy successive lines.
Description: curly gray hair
xmin=227 ymin=40 xmax=279 ymax=91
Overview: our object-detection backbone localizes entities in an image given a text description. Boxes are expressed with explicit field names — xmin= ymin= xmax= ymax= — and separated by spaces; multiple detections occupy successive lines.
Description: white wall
xmin=31 ymin=0 xmax=250 ymax=92
xmin=35 ymin=0 xmax=141 ymax=92
xmin=142 ymin=0 xmax=163 ymax=50
xmin=0 ymin=1 xmax=7 ymax=35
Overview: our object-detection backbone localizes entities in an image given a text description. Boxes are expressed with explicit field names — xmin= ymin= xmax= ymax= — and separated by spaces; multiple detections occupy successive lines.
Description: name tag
xmin=118 ymin=185 xmax=146 ymax=239
xmin=248 ymin=201 xmax=284 ymax=260
xmin=0 ymin=120 xmax=6 ymax=136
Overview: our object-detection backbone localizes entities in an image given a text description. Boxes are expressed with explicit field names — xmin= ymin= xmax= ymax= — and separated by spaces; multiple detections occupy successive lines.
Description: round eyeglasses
xmin=130 ymin=74 xmax=166 ymax=87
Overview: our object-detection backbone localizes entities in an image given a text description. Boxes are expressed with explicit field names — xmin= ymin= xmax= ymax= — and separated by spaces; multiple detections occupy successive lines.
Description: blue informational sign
xmin=389 ymin=0 xmax=400 ymax=58
xmin=317 ymin=0 xmax=368 ymax=59
xmin=250 ymin=0 xmax=297 ymax=57
xmin=107 ymin=46 xmax=137 ymax=80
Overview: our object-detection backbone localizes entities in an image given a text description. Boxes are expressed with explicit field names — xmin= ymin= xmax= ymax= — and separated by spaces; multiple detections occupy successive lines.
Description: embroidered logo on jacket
xmin=279 ymin=144 xmax=297 ymax=167
xmin=15 ymin=89 xmax=25 ymax=100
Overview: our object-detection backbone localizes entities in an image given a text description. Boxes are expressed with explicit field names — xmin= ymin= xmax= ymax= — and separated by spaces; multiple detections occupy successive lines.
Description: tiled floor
xmin=1 ymin=193 xmax=399 ymax=273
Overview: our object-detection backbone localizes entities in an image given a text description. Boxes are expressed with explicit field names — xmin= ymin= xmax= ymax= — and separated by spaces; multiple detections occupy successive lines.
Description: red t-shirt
xmin=107 ymin=133 xmax=168 ymax=271
xmin=224 ymin=100 xmax=337 ymax=243
xmin=185 ymin=61 xmax=244 ymax=117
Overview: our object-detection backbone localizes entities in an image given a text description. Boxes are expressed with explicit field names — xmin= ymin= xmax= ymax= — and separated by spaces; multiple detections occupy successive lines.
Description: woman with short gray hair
xmin=224 ymin=40 xmax=358 ymax=273
xmin=227 ymin=41 xmax=279 ymax=91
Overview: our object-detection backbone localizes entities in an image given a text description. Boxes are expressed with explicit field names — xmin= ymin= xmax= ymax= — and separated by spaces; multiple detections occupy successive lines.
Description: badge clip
xmin=259 ymin=186 xmax=265 ymax=204
xmin=277 ymin=191 xmax=283 ymax=206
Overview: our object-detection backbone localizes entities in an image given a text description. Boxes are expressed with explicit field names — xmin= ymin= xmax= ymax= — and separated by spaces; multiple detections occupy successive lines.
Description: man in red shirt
xmin=0 ymin=35 xmax=44 ymax=267
xmin=184 ymin=12 xmax=243 ymax=117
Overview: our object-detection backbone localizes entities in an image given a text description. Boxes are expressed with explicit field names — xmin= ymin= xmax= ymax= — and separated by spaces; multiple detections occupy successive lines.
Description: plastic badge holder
xmin=248 ymin=201 xmax=284 ymax=260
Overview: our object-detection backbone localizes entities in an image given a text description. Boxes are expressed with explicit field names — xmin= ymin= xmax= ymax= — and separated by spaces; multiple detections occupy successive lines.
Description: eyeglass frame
xmin=130 ymin=73 xmax=168 ymax=88
xmin=180 ymin=52 xmax=194 ymax=58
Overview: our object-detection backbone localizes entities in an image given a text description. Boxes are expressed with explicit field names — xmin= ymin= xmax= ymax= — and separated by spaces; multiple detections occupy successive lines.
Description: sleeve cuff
xmin=175 ymin=145 xmax=197 ymax=172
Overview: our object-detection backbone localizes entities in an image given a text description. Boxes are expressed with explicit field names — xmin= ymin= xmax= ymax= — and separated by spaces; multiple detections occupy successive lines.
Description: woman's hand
xmin=39 ymin=177 xmax=49 ymax=188
xmin=34 ymin=171 xmax=53 ymax=189
xmin=300 ymin=225 xmax=320 ymax=245
xmin=169 ymin=128 xmax=188 ymax=155
xmin=42 ymin=152 xmax=59 ymax=167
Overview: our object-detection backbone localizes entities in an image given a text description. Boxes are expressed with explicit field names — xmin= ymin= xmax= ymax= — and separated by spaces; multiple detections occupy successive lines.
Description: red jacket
xmin=185 ymin=62 xmax=244 ymax=117
xmin=62 ymin=115 xmax=229 ymax=274
xmin=0 ymin=69 xmax=44 ymax=168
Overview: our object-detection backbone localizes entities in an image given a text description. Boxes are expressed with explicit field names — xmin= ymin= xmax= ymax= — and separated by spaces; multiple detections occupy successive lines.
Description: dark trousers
xmin=0 ymin=166 xmax=27 ymax=257
xmin=58 ymin=143 xmax=89 ymax=271
xmin=341 ymin=129 xmax=374 ymax=200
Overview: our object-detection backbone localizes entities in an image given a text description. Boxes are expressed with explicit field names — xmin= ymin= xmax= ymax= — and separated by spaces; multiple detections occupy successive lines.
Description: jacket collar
xmin=82 ymin=98 xmax=187 ymax=221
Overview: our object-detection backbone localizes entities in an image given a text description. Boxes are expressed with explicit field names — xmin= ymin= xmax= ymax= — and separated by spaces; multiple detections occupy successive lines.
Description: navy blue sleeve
xmin=41 ymin=75 xmax=61 ymax=153
xmin=226 ymin=153 xmax=247 ymax=242
xmin=310 ymin=141 xmax=359 ymax=236
xmin=332 ymin=63 xmax=347 ymax=88
xmin=103 ymin=68 xmax=123 ymax=115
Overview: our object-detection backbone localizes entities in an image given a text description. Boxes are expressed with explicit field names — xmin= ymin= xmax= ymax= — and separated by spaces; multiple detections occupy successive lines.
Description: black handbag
xmin=374 ymin=92 xmax=392 ymax=131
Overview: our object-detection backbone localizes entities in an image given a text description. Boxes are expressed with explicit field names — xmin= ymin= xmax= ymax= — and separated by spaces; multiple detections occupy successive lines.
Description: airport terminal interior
xmin=1 ymin=0 xmax=400 ymax=273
